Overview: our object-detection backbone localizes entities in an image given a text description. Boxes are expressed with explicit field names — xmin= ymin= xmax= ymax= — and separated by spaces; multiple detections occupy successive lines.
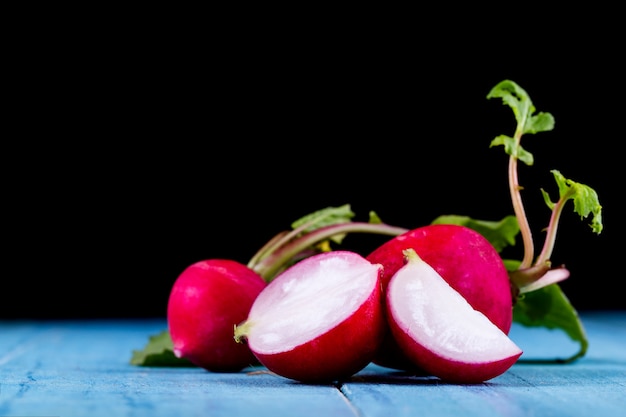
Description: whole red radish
xmin=234 ymin=250 xmax=386 ymax=383
xmin=386 ymin=249 xmax=522 ymax=383
xmin=167 ymin=259 xmax=267 ymax=372
xmin=366 ymin=224 xmax=513 ymax=370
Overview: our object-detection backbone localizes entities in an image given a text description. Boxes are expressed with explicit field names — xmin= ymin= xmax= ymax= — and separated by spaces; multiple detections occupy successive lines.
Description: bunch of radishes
xmin=163 ymin=80 xmax=603 ymax=384
xmin=167 ymin=215 xmax=523 ymax=384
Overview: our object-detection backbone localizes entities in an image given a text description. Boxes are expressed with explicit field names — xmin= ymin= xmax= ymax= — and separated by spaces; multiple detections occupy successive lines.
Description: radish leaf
xmin=513 ymin=284 xmax=588 ymax=363
xmin=542 ymin=169 xmax=603 ymax=234
xmin=130 ymin=330 xmax=194 ymax=367
xmin=431 ymin=215 xmax=519 ymax=252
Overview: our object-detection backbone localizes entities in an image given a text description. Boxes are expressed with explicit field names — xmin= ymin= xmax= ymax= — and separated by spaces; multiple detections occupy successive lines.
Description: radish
xmin=366 ymin=223 xmax=513 ymax=370
xmin=167 ymin=259 xmax=267 ymax=372
xmin=234 ymin=250 xmax=386 ymax=383
xmin=386 ymin=248 xmax=522 ymax=383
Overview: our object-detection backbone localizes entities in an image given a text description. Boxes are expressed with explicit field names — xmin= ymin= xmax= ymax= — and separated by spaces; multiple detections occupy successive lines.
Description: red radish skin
xmin=366 ymin=224 xmax=513 ymax=371
xmin=250 ymin=292 xmax=384 ymax=383
xmin=167 ymin=259 xmax=267 ymax=372
xmin=387 ymin=249 xmax=522 ymax=383
xmin=234 ymin=251 xmax=386 ymax=383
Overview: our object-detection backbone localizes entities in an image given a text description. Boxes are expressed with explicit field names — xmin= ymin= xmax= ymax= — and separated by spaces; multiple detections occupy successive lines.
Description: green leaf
xmin=486 ymin=80 xmax=533 ymax=128
xmin=513 ymin=284 xmax=588 ymax=362
xmin=130 ymin=330 xmax=196 ymax=367
xmin=431 ymin=215 xmax=519 ymax=252
xmin=543 ymin=170 xmax=603 ymax=234
xmin=526 ymin=112 xmax=555 ymax=134
xmin=487 ymin=80 xmax=554 ymax=167
xmin=291 ymin=204 xmax=355 ymax=231
xmin=487 ymin=80 xmax=554 ymax=135
xmin=291 ymin=204 xmax=355 ymax=244
xmin=489 ymin=135 xmax=535 ymax=165
xmin=502 ymin=258 xmax=522 ymax=272
xmin=368 ymin=210 xmax=383 ymax=224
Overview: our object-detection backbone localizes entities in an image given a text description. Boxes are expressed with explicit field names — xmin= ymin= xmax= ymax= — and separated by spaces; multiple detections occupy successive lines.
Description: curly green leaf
xmin=490 ymin=134 xmax=534 ymax=165
xmin=542 ymin=170 xmax=603 ymax=234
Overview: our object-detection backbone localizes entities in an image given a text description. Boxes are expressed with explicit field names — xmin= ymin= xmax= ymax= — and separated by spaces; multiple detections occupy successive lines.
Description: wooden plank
xmin=1 ymin=312 xmax=624 ymax=417
xmin=343 ymin=360 xmax=626 ymax=417
xmin=0 ymin=320 xmax=357 ymax=417
xmin=341 ymin=312 xmax=626 ymax=417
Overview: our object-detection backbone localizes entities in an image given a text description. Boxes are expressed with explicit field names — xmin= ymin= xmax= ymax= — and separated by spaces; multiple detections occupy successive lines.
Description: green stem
xmin=249 ymin=222 xmax=409 ymax=282
xmin=510 ymin=120 xmax=535 ymax=271
xmin=509 ymin=153 xmax=535 ymax=270
xmin=535 ymin=188 xmax=573 ymax=266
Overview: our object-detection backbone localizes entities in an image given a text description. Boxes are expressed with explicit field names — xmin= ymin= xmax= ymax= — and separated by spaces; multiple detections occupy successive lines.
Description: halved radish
xmin=386 ymin=249 xmax=522 ymax=383
xmin=234 ymin=250 xmax=385 ymax=383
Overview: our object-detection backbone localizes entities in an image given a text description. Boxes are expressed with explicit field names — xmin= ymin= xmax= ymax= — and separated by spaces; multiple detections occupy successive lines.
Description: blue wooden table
xmin=1 ymin=311 xmax=624 ymax=417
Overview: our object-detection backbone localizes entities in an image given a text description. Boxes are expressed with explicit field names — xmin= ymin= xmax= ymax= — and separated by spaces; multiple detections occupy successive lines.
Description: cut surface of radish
xmin=245 ymin=251 xmax=381 ymax=354
xmin=235 ymin=250 xmax=386 ymax=383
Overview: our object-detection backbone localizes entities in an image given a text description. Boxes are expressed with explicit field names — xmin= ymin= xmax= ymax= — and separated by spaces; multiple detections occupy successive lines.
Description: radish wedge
xmin=386 ymin=249 xmax=522 ymax=383
xmin=367 ymin=224 xmax=513 ymax=371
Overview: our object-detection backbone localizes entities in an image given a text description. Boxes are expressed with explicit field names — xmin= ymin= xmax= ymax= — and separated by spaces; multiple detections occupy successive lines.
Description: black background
xmin=3 ymin=15 xmax=623 ymax=319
